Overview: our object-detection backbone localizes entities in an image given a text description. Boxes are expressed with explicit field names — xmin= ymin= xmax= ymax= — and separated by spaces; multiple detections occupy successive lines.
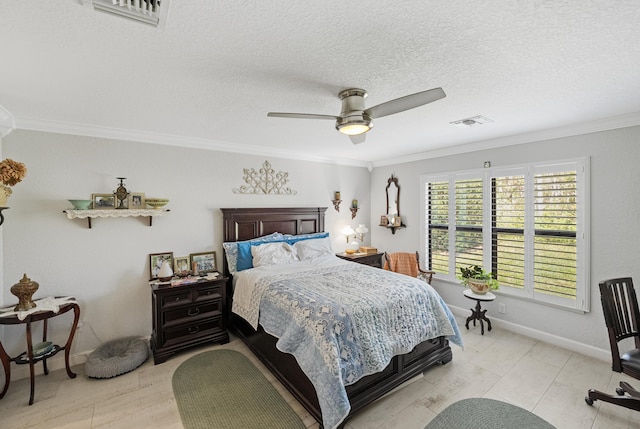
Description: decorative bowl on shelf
xmin=33 ymin=341 xmax=53 ymax=357
xmin=68 ymin=199 xmax=92 ymax=210
xmin=146 ymin=198 xmax=169 ymax=209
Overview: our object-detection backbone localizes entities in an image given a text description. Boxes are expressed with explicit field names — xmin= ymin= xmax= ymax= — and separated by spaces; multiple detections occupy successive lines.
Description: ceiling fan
xmin=267 ymin=87 xmax=446 ymax=144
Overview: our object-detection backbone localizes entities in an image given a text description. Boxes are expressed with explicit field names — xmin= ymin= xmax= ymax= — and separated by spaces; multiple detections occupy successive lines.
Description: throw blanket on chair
xmin=384 ymin=252 xmax=419 ymax=277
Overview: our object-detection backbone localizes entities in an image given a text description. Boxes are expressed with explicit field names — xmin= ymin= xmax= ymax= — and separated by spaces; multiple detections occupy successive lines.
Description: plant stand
xmin=463 ymin=289 xmax=496 ymax=335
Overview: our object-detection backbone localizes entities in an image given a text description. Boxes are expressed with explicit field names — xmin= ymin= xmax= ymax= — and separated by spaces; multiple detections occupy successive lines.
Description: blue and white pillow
xmin=222 ymin=232 xmax=285 ymax=274
xmin=233 ymin=232 xmax=330 ymax=272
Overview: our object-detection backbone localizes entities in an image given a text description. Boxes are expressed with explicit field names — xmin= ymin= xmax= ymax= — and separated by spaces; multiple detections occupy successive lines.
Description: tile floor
xmin=1 ymin=315 xmax=639 ymax=429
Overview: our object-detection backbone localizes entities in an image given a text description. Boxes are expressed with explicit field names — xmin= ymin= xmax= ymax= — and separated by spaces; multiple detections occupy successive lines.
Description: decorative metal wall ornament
xmin=232 ymin=161 xmax=297 ymax=195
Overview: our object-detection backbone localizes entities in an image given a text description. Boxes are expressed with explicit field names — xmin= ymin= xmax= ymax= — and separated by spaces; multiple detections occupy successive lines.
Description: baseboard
xmin=448 ymin=304 xmax=610 ymax=362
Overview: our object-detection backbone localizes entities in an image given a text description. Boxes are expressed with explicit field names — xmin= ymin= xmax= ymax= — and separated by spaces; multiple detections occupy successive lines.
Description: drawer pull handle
xmin=174 ymin=297 xmax=181 ymax=302
xmin=188 ymin=326 xmax=200 ymax=334
xmin=187 ymin=308 xmax=200 ymax=316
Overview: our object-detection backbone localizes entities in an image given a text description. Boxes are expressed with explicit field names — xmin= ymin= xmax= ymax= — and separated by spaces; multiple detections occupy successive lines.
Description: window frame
xmin=420 ymin=157 xmax=590 ymax=312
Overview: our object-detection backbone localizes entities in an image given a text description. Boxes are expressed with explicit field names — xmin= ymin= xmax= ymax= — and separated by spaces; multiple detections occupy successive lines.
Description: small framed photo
xmin=129 ymin=192 xmax=145 ymax=209
xmin=393 ymin=215 xmax=402 ymax=227
xmin=380 ymin=215 xmax=389 ymax=226
xmin=174 ymin=256 xmax=190 ymax=273
xmin=190 ymin=251 xmax=217 ymax=274
xmin=92 ymin=193 xmax=116 ymax=209
xmin=150 ymin=252 xmax=173 ymax=280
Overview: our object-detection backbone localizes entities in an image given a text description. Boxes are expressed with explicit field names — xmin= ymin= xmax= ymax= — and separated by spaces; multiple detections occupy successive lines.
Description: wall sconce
xmin=350 ymin=199 xmax=358 ymax=219
xmin=0 ymin=207 xmax=8 ymax=226
xmin=355 ymin=224 xmax=368 ymax=243
xmin=332 ymin=191 xmax=342 ymax=212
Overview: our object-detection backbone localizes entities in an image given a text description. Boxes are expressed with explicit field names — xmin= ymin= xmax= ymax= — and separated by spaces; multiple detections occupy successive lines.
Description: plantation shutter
xmin=454 ymin=177 xmax=483 ymax=274
xmin=533 ymin=170 xmax=577 ymax=299
xmin=427 ymin=181 xmax=449 ymax=273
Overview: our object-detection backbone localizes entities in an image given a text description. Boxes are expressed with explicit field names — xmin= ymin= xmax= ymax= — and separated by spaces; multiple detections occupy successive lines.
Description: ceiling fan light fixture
xmin=336 ymin=115 xmax=372 ymax=136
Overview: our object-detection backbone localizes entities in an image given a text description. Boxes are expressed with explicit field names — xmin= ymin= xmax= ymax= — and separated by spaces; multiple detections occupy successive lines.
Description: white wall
xmin=1 ymin=130 xmax=371 ymax=361
xmin=370 ymin=125 xmax=640 ymax=355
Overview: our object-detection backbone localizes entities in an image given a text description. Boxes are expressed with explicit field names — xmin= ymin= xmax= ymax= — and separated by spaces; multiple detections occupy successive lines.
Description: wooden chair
xmin=383 ymin=251 xmax=435 ymax=284
xmin=585 ymin=278 xmax=640 ymax=411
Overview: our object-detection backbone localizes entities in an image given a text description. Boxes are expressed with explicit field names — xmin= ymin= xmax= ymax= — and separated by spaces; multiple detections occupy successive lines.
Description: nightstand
xmin=150 ymin=274 xmax=229 ymax=364
xmin=336 ymin=252 xmax=384 ymax=268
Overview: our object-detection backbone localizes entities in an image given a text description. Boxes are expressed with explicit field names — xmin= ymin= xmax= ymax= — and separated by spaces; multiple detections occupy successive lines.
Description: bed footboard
xmin=230 ymin=313 xmax=452 ymax=427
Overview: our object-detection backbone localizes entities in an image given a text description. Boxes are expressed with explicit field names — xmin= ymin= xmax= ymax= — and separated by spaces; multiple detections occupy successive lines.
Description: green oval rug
xmin=172 ymin=349 xmax=306 ymax=429
xmin=424 ymin=397 xmax=555 ymax=429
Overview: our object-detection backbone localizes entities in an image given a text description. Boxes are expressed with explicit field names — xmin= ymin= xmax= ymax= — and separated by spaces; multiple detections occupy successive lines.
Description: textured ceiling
xmin=1 ymin=1 xmax=639 ymax=168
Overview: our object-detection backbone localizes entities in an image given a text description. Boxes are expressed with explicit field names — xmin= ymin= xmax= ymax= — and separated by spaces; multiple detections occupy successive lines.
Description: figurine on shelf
xmin=114 ymin=177 xmax=130 ymax=209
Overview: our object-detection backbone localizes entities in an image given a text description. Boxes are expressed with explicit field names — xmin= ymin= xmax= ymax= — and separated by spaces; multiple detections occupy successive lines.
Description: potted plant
xmin=459 ymin=264 xmax=499 ymax=295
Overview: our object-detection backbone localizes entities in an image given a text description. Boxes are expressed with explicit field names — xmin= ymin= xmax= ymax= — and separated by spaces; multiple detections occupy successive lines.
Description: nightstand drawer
xmin=150 ymin=275 xmax=229 ymax=363
xmin=194 ymin=284 xmax=222 ymax=302
xmin=160 ymin=290 xmax=192 ymax=308
xmin=163 ymin=302 xmax=222 ymax=325
xmin=161 ymin=317 xmax=224 ymax=348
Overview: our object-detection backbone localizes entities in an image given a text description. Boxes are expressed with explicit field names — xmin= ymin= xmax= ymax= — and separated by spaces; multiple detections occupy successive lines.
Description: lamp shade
xmin=341 ymin=225 xmax=355 ymax=236
xmin=158 ymin=260 xmax=173 ymax=280
xmin=355 ymin=224 xmax=368 ymax=235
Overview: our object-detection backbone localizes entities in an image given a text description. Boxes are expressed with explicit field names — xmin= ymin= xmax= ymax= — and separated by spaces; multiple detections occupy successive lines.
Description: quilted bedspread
xmin=233 ymin=256 xmax=462 ymax=429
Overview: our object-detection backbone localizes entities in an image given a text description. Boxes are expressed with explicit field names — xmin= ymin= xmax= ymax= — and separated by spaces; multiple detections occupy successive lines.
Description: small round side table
xmin=463 ymin=289 xmax=496 ymax=335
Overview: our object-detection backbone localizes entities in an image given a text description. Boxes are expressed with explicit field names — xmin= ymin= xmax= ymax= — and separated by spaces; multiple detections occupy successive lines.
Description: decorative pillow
xmin=223 ymin=232 xmax=285 ymax=274
xmin=294 ymin=236 xmax=334 ymax=260
xmin=235 ymin=232 xmax=331 ymax=272
xmin=282 ymin=232 xmax=329 ymax=244
xmin=251 ymin=242 xmax=299 ymax=267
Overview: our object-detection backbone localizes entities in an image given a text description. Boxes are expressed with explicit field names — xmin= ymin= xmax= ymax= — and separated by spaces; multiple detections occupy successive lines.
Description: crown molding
xmin=14 ymin=111 xmax=639 ymax=172
xmin=371 ymin=112 xmax=640 ymax=167
xmin=14 ymin=117 xmax=373 ymax=170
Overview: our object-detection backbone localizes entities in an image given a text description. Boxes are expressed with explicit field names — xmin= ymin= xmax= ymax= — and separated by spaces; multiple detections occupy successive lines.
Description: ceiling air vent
xmin=450 ymin=115 xmax=494 ymax=128
xmin=84 ymin=0 xmax=170 ymax=28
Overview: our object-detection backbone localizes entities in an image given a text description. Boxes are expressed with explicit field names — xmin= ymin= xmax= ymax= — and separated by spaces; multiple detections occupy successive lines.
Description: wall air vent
xmin=83 ymin=0 xmax=170 ymax=28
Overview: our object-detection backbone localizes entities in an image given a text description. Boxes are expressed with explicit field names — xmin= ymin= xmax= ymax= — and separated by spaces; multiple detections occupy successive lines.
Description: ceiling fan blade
xmin=364 ymin=87 xmax=446 ymax=119
xmin=349 ymin=134 xmax=366 ymax=145
xmin=267 ymin=112 xmax=337 ymax=120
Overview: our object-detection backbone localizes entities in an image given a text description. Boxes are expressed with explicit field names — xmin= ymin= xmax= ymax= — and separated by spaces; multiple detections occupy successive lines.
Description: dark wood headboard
xmin=220 ymin=207 xmax=327 ymax=242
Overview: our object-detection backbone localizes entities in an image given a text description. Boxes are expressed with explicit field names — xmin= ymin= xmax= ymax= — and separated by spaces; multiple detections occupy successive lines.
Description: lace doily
xmin=0 ymin=296 xmax=77 ymax=321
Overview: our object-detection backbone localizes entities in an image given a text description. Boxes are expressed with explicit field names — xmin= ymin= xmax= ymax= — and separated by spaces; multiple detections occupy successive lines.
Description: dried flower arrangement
xmin=0 ymin=158 xmax=27 ymax=189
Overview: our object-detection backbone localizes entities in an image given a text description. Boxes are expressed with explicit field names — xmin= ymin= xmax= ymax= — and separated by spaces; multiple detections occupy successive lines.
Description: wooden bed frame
xmin=221 ymin=207 xmax=452 ymax=428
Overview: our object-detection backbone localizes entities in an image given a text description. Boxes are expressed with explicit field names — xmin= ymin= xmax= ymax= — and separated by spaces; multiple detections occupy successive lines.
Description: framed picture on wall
xmin=379 ymin=215 xmax=389 ymax=226
xmin=92 ymin=193 xmax=116 ymax=209
xmin=190 ymin=251 xmax=217 ymax=274
xmin=149 ymin=252 xmax=173 ymax=280
xmin=129 ymin=192 xmax=145 ymax=209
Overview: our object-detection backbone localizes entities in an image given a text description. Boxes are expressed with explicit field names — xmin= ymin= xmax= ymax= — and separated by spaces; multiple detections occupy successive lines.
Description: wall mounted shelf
xmin=332 ymin=199 xmax=342 ymax=212
xmin=380 ymin=223 xmax=406 ymax=235
xmin=63 ymin=208 xmax=169 ymax=229
xmin=349 ymin=207 xmax=358 ymax=219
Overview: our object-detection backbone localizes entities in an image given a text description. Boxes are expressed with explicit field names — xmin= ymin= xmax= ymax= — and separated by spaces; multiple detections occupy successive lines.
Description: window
xmin=421 ymin=158 xmax=590 ymax=311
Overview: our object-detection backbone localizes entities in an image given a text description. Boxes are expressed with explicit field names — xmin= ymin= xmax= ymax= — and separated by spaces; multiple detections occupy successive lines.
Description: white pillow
xmin=251 ymin=242 xmax=299 ymax=267
xmin=294 ymin=237 xmax=334 ymax=260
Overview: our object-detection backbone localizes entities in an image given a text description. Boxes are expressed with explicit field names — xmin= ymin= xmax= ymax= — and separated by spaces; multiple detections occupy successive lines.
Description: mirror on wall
xmin=381 ymin=175 xmax=405 ymax=234
xmin=386 ymin=175 xmax=400 ymax=217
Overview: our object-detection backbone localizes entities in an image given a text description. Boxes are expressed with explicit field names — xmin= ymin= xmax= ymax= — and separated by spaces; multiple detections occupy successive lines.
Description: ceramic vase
xmin=468 ymin=279 xmax=489 ymax=295
xmin=0 ymin=185 xmax=11 ymax=206
xmin=11 ymin=274 xmax=39 ymax=311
